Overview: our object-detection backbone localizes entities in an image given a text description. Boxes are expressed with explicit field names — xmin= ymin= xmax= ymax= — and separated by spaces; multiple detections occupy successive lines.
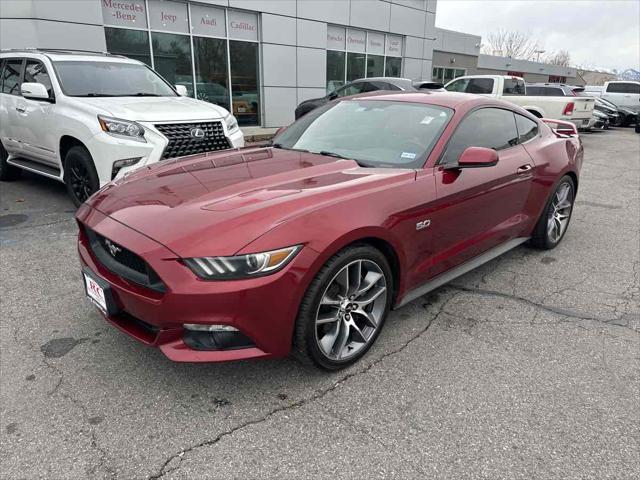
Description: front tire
xmin=293 ymin=245 xmax=393 ymax=370
xmin=529 ymin=175 xmax=575 ymax=249
xmin=63 ymin=146 xmax=100 ymax=208
xmin=0 ymin=142 xmax=22 ymax=181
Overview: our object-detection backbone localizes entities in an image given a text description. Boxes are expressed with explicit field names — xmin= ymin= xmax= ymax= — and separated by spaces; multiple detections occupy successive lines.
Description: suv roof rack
xmin=1 ymin=48 xmax=127 ymax=59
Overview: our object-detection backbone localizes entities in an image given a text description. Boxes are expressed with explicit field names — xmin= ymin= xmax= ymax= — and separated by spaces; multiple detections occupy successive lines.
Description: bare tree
xmin=545 ymin=50 xmax=572 ymax=67
xmin=481 ymin=29 xmax=542 ymax=60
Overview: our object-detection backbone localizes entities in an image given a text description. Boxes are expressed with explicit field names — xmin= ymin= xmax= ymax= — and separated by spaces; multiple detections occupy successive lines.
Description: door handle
xmin=15 ymin=106 xmax=26 ymax=113
xmin=517 ymin=164 xmax=533 ymax=174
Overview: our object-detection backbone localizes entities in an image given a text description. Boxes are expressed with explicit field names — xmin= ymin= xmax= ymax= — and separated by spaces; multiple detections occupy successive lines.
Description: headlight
xmin=184 ymin=245 xmax=301 ymax=280
xmin=224 ymin=113 xmax=239 ymax=133
xmin=98 ymin=115 xmax=146 ymax=142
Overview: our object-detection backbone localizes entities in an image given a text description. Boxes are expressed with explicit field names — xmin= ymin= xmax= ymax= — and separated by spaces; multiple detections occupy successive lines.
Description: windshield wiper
xmin=130 ymin=92 xmax=162 ymax=97
xmin=318 ymin=150 xmax=348 ymax=159
xmin=317 ymin=151 xmax=374 ymax=168
xmin=83 ymin=93 xmax=118 ymax=97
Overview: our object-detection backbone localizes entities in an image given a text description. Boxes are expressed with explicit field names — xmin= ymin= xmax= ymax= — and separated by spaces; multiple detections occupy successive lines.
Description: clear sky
xmin=435 ymin=0 xmax=640 ymax=72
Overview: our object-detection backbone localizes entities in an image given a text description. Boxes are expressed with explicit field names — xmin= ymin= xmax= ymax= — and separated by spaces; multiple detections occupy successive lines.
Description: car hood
xmin=87 ymin=148 xmax=413 ymax=258
xmin=76 ymin=96 xmax=228 ymax=122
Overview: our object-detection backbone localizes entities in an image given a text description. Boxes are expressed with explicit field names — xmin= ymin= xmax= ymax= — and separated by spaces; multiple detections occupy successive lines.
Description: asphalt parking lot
xmin=1 ymin=128 xmax=638 ymax=480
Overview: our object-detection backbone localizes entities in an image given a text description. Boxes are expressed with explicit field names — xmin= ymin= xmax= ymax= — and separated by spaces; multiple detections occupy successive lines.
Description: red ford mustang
xmin=76 ymin=92 xmax=582 ymax=370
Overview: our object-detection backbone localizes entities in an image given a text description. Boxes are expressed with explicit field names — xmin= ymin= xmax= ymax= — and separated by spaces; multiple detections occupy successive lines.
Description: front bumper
xmin=87 ymin=122 xmax=244 ymax=188
xmin=76 ymin=205 xmax=315 ymax=362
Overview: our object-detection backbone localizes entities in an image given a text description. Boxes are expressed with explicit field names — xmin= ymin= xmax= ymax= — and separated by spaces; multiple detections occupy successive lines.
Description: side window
xmin=24 ymin=60 xmax=53 ymax=98
xmin=337 ymin=82 xmax=364 ymax=97
xmin=2 ymin=59 xmax=23 ymax=95
xmin=466 ymin=78 xmax=494 ymax=94
xmin=360 ymin=82 xmax=379 ymax=93
xmin=605 ymin=83 xmax=622 ymax=93
xmin=446 ymin=78 xmax=494 ymax=94
xmin=526 ymin=86 xmax=544 ymax=96
xmin=0 ymin=59 xmax=4 ymax=91
xmin=441 ymin=108 xmax=519 ymax=165
xmin=606 ymin=83 xmax=639 ymax=94
xmin=628 ymin=83 xmax=640 ymax=94
xmin=503 ymin=78 xmax=525 ymax=95
xmin=373 ymin=82 xmax=401 ymax=91
xmin=515 ymin=114 xmax=539 ymax=143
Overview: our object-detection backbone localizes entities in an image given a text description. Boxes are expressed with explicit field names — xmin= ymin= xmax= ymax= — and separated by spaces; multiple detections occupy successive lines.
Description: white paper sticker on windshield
xmin=401 ymin=152 xmax=416 ymax=159
xmin=421 ymin=116 xmax=434 ymax=124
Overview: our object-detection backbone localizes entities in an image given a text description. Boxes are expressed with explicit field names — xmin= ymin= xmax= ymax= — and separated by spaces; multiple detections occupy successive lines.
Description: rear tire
xmin=292 ymin=245 xmax=393 ymax=370
xmin=0 ymin=142 xmax=22 ymax=181
xmin=63 ymin=145 xmax=100 ymax=208
xmin=529 ymin=175 xmax=575 ymax=250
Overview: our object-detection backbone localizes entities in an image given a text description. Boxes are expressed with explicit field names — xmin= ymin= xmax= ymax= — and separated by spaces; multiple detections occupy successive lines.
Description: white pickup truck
xmin=584 ymin=81 xmax=640 ymax=113
xmin=445 ymin=75 xmax=595 ymax=129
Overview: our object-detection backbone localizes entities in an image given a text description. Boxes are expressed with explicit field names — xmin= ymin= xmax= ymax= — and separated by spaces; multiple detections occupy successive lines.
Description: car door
xmin=429 ymin=107 xmax=535 ymax=277
xmin=0 ymin=58 xmax=25 ymax=156
xmin=603 ymin=82 xmax=640 ymax=111
xmin=13 ymin=59 xmax=58 ymax=165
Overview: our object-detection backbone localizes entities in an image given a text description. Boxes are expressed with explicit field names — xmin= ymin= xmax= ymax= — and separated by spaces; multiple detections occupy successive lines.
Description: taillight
xmin=563 ymin=102 xmax=575 ymax=116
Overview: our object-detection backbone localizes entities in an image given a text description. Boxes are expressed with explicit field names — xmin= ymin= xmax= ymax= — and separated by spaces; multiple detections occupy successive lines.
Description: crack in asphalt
xmin=147 ymin=294 xmax=458 ymax=480
xmin=448 ymin=284 xmax=639 ymax=331
xmin=7 ymin=317 xmax=116 ymax=478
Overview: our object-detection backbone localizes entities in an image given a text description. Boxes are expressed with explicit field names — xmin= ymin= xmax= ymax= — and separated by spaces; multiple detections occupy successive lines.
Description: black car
xmin=294 ymin=77 xmax=444 ymax=119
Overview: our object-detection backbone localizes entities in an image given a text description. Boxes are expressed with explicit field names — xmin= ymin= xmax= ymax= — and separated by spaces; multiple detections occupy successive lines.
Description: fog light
xmin=111 ymin=157 xmax=141 ymax=179
xmin=183 ymin=325 xmax=254 ymax=351
xmin=183 ymin=323 xmax=238 ymax=332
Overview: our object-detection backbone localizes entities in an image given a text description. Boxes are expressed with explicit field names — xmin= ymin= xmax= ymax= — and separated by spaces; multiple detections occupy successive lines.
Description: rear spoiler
xmin=541 ymin=118 xmax=579 ymax=138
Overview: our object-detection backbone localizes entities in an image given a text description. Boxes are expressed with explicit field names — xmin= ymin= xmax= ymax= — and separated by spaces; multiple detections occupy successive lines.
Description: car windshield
xmin=273 ymin=100 xmax=453 ymax=168
xmin=53 ymin=61 xmax=177 ymax=97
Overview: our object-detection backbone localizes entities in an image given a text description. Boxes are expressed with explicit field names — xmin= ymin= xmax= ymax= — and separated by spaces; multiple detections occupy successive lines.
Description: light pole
xmin=534 ymin=49 xmax=546 ymax=62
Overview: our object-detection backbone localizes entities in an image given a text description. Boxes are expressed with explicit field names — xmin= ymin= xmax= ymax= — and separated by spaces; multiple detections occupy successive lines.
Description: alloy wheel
xmin=547 ymin=182 xmax=573 ymax=243
xmin=69 ymin=161 xmax=92 ymax=203
xmin=315 ymin=259 xmax=387 ymax=361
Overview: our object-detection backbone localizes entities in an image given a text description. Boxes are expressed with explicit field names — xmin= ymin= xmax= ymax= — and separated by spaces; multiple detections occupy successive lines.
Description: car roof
xmin=352 ymin=77 xmax=414 ymax=89
xmin=0 ymin=49 xmax=140 ymax=64
xmin=349 ymin=91 xmax=507 ymax=109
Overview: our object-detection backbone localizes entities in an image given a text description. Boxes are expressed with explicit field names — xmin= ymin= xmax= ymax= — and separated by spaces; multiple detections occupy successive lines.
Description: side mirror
xmin=21 ymin=82 xmax=52 ymax=102
xmin=453 ymin=146 xmax=499 ymax=168
xmin=175 ymin=85 xmax=188 ymax=96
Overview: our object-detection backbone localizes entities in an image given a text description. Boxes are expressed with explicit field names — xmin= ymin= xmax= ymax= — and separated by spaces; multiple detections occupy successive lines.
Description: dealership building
xmin=1 ymin=0 xmax=439 ymax=128
xmin=0 ymin=0 xmax=580 ymax=129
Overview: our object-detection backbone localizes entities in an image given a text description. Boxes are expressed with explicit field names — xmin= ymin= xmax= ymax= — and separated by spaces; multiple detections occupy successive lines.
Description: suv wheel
xmin=63 ymin=146 xmax=99 ymax=207
xmin=293 ymin=245 xmax=393 ymax=370
xmin=529 ymin=175 xmax=576 ymax=249
xmin=0 ymin=142 xmax=22 ymax=181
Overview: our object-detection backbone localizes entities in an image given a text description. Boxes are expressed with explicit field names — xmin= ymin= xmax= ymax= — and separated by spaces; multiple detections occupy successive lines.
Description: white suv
xmin=0 ymin=50 xmax=244 ymax=206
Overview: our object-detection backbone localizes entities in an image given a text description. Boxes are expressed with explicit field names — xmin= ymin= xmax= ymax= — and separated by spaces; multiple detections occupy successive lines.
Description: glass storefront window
xmin=105 ymin=27 xmax=151 ymax=66
xmin=385 ymin=57 xmax=402 ymax=77
xmin=326 ymin=50 xmax=345 ymax=92
xmin=328 ymin=27 xmax=401 ymax=85
xmin=229 ymin=41 xmax=259 ymax=126
xmin=443 ymin=68 xmax=455 ymax=84
xmin=346 ymin=52 xmax=365 ymax=82
xmin=432 ymin=67 xmax=466 ymax=84
xmin=193 ymin=36 xmax=229 ymax=108
xmin=151 ymin=32 xmax=193 ymax=97
xmin=366 ymin=55 xmax=384 ymax=78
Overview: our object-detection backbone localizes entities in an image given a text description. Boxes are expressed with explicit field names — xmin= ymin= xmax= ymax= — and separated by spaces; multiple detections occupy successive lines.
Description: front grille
xmin=84 ymin=227 xmax=165 ymax=292
xmin=155 ymin=121 xmax=231 ymax=160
